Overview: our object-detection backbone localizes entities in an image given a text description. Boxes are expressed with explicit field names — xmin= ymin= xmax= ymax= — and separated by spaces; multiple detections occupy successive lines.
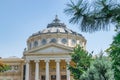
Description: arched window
xmin=14 ymin=65 xmax=19 ymax=70
xmin=50 ymin=38 xmax=57 ymax=43
xmin=61 ymin=38 xmax=67 ymax=44
xmin=29 ymin=42 xmax=32 ymax=49
xmin=72 ymin=39 xmax=76 ymax=45
xmin=34 ymin=41 xmax=38 ymax=47
xmin=41 ymin=39 xmax=47 ymax=45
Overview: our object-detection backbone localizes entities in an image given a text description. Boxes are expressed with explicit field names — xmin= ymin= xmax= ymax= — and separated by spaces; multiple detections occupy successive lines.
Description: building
xmin=0 ymin=16 xmax=86 ymax=80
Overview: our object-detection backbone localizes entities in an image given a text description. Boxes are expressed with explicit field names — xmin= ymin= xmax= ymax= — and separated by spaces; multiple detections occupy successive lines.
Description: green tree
xmin=65 ymin=0 xmax=120 ymax=79
xmin=64 ymin=0 xmax=120 ymax=33
xmin=80 ymin=53 xmax=114 ymax=80
xmin=106 ymin=32 xmax=120 ymax=80
xmin=68 ymin=45 xmax=92 ymax=80
xmin=0 ymin=61 xmax=10 ymax=72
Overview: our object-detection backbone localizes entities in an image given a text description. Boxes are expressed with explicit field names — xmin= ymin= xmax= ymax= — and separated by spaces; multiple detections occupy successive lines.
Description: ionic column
xmin=35 ymin=60 xmax=40 ymax=80
xmin=25 ymin=60 xmax=30 ymax=80
xmin=66 ymin=59 xmax=71 ymax=80
xmin=55 ymin=59 xmax=60 ymax=80
xmin=45 ymin=59 xmax=50 ymax=80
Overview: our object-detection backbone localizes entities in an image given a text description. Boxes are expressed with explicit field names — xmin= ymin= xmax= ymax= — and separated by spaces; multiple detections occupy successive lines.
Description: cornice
xmin=24 ymin=55 xmax=71 ymax=61
xmin=24 ymin=43 xmax=73 ymax=54
xmin=27 ymin=33 xmax=86 ymax=42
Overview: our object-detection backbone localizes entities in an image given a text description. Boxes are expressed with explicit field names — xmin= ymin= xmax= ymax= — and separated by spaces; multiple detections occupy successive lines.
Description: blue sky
xmin=0 ymin=0 xmax=115 ymax=58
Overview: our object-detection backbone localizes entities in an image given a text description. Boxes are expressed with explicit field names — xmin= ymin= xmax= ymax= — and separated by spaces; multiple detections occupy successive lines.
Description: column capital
xmin=34 ymin=59 xmax=40 ymax=63
xmin=55 ymin=59 xmax=61 ymax=62
xmin=25 ymin=59 xmax=30 ymax=63
xmin=45 ymin=59 xmax=50 ymax=62
xmin=65 ymin=59 xmax=71 ymax=63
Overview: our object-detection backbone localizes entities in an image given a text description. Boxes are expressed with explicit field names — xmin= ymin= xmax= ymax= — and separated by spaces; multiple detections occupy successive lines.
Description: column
xmin=55 ymin=59 xmax=60 ymax=80
xmin=66 ymin=59 xmax=71 ymax=80
xmin=21 ymin=63 xmax=24 ymax=80
xmin=25 ymin=60 xmax=30 ymax=80
xmin=35 ymin=60 xmax=40 ymax=80
xmin=45 ymin=59 xmax=50 ymax=80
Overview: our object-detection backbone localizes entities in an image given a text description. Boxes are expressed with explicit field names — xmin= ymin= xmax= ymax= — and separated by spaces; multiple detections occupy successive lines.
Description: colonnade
xmin=25 ymin=59 xmax=71 ymax=80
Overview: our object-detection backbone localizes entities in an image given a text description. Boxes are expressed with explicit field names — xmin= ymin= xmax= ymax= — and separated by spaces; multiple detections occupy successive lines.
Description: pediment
xmin=28 ymin=43 xmax=73 ymax=54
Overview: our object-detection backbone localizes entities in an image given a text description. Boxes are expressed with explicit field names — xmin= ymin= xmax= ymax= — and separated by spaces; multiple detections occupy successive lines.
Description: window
xmin=61 ymin=38 xmax=67 ymax=44
xmin=9 ymin=65 xmax=12 ymax=70
xmin=34 ymin=41 xmax=38 ymax=47
xmin=50 ymin=38 xmax=57 ymax=43
xmin=14 ymin=65 xmax=18 ymax=70
xmin=51 ymin=75 xmax=56 ymax=80
xmin=29 ymin=43 xmax=32 ymax=49
xmin=61 ymin=75 xmax=66 ymax=80
xmin=51 ymin=75 xmax=56 ymax=79
xmin=41 ymin=75 xmax=45 ymax=80
xmin=41 ymin=39 xmax=47 ymax=45
xmin=72 ymin=39 xmax=76 ymax=45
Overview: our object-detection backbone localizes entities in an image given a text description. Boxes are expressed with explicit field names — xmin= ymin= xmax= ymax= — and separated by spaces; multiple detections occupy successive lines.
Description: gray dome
xmin=31 ymin=15 xmax=83 ymax=37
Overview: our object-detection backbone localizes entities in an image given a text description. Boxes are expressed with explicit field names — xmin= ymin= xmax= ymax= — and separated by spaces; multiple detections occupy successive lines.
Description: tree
xmin=0 ymin=61 xmax=10 ymax=72
xmin=106 ymin=32 xmax=120 ymax=80
xmin=64 ymin=0 xmax=120 ymax=33
xmin=65 ymin=0 xmax=120 ymax=79
xmin=80 ymin=53 xmax=114 ymax=80
xmin=0 ymin=61 xmax=4 ymax=68
xmin=68 ymin=45 xmax=92 ymax=80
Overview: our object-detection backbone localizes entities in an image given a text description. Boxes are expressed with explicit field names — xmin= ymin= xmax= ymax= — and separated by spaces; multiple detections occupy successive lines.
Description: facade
xmin=0 ymin=16 xmax=86 ymax=80
xmin=0 ymin=57 xmax=24 ymax=80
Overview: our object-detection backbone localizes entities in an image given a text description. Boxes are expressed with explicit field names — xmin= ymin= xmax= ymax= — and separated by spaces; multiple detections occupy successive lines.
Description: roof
xmin=30 ymin=15 xmax=85 ymax=39
xmin=0 ymin=56 xmax=24 ymax=62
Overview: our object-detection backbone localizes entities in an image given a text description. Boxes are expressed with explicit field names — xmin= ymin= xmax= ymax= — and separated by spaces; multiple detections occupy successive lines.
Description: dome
xmin=30 ymin=15 xmax=83 ymax=37
xmin=27 ymin=15 xmax=86 ymax=50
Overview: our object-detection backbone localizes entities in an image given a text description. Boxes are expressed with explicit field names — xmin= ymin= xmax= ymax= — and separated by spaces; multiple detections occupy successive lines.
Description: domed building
xmin=0 ymin=16 xmax=86 ymax=80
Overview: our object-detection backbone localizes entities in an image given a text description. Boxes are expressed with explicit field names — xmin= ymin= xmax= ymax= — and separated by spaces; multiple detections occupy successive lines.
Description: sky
xmin=0 ymin=0 xmax=115 ymax=58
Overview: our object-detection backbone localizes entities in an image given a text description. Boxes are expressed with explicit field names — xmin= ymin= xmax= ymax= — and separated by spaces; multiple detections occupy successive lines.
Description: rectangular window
xmin=41 ymin=75 xmax=45 ymax=80
xmin=61 ymin=75 xmax=66 ymax=80
xmin=51 ymin=75 xmax=56 ymax=80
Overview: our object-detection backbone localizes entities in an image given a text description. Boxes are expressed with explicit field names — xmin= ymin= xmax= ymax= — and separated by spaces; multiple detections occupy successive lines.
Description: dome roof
xmin=26 ymin=16 xmax=86 ymax=50
xmin=30 ymin=15 xmax=84 ymax=38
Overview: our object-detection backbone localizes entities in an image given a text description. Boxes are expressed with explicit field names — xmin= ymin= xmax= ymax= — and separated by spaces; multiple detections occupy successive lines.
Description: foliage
xmin=65 ymin=0 xmax=120 ymax=80
xmin=0 ymin=61 xmax=4 ymax=67
xmin=68 ymin=45 xmax=92 ymax=80
xmin=64 ymin=0 xmax=120 ymax=32
xmin=106 ymin=32 xmax=120 ymax=80
xmin=80 ymin=53 xmax=114 ymax=80
xmin=0 ymin=61 xmax=10 ymax=72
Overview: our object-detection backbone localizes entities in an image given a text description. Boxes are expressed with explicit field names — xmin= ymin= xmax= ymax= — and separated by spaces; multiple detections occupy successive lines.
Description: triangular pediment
xmin=27 ymin=43 xmax=73 ymax=54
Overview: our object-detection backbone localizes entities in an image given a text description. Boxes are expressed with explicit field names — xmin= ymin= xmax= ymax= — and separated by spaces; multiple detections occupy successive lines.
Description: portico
xmin=25 ymin=57 xmax=71 ymax=80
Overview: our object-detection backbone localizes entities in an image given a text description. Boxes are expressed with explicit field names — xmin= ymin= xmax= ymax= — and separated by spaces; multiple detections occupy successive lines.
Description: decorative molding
xmin=25 ymin=42 xmax=73 ymax=54
xmin=25 ymin=55 xmax=71 ymax=61
xmin=65 ymin=59 xmax=71 ymax=63
xmin=25 ymin=59 xmax=30 ymax=63
xmin=44 ymin=59 xmax=50 ymax=62
xmin=55 ymin=59 xmax=61 ymax=62
xmin=34 ymin=59 xmax=40 ymax=63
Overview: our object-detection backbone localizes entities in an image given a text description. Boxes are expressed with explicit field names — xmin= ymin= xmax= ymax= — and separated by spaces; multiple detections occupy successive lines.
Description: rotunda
xmin=23 ymin=16 xmax=86 ymax=80
xmin=26 ymin=15 xmax=86 ymax=51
